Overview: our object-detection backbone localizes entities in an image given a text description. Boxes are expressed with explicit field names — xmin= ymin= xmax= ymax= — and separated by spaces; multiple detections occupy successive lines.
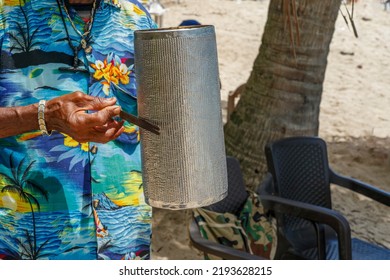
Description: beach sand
xmin=150 ymin=0 xmax=390 ymax=259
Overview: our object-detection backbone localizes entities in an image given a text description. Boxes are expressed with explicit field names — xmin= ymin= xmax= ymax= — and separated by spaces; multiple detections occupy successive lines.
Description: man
xmin=0 ymin=0 xmax=156 ymax=260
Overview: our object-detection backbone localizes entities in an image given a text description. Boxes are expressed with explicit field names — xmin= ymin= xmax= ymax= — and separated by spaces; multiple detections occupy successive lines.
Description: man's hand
xmin=46 ymin=92 xmax=125 ymax=143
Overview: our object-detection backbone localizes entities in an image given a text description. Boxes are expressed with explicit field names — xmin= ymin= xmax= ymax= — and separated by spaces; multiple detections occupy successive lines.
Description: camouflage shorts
xmin=193 ymin=191 xmax=277 ymax=259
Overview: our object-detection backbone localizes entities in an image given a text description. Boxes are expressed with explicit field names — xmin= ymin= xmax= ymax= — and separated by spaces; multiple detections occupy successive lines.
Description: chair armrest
xmin=330 ymin=169 xmax=390 ymax=207
xmin=256 ymin=173 xmax=274 ymax=196
xmin=188 ymin=220 xmax=266 ymax=260
xmin=259 ymin=193 xmax=352 ymax=260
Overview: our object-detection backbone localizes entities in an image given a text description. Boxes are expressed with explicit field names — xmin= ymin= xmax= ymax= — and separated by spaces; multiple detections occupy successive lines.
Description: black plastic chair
xmin=258 ymin=136 xmax=390 ymax=260
xmin=189 ymin=156 xmax=265 ymax=260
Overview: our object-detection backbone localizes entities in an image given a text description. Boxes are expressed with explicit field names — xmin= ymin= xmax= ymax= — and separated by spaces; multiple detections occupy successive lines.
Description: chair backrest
xmin=204 ymin=156 xmax=248 ymax=216
xmin=265 ymin=136 xmax=332 ymax=231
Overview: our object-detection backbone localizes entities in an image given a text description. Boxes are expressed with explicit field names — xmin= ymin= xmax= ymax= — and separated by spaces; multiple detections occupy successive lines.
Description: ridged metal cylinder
xmin=135 ymin=25 xmax=228 ymax=210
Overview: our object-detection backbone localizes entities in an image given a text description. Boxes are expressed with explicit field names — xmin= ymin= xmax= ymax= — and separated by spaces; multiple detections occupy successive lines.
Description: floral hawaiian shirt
xmin=0 ymin=0 xmax=156 ymax=260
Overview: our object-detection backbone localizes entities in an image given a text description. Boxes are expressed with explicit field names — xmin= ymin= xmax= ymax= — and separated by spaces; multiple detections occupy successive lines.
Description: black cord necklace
xmin=55 ymin=0 xmax=99 ymax=73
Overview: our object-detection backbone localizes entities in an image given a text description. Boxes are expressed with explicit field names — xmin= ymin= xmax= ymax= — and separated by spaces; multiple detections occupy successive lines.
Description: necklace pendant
xmin=81 ymin=39 xmax=88 ymax=49
xmin=84 ymin=45 xmax=93 ymax=54
xmin=81 ymin=38 xmax=92 ymax=54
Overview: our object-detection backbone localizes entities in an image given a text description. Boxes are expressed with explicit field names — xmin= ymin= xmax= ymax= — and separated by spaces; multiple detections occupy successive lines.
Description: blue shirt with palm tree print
xmin=0 ymin=0 xmax=156 ymax=260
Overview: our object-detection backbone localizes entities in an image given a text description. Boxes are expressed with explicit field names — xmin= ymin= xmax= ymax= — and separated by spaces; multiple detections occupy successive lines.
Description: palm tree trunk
xmin=224 ymin=0 xmax=342 ymax=189
xmin=27 ymin=199 xmax=37 ymax=259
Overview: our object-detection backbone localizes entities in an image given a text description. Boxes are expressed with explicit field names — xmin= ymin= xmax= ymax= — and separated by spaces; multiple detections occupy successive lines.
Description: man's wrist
xmin=38 ymin=100 xmax=52 ymax=136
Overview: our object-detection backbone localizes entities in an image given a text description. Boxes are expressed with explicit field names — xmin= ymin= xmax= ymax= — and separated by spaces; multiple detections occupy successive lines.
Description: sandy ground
xmin=149 ymin=0 xmax=390 ymax=259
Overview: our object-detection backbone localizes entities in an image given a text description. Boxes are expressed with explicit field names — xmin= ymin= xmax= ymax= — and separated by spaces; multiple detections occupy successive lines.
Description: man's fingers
xmin=81 ymin=96 xmax=118 ymax=111
xmin=76 ymin=122 xmax=124 ymax=143
xmin=94 ymin=120 xmax=124 ymax=133
xmin=82 ymin=105 xmax=121 ymax=127
xmin=91 ymin=124 xmax=125 ymax=143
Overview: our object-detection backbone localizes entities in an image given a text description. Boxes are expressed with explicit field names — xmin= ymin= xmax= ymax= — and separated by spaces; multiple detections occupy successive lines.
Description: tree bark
xmin=224 ymin=0 xmax=342 ymax=189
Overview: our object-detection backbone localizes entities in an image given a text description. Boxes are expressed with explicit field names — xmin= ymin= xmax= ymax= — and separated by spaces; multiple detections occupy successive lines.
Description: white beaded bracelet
xmin=38 ymin=100 xmax=52 ymax=136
